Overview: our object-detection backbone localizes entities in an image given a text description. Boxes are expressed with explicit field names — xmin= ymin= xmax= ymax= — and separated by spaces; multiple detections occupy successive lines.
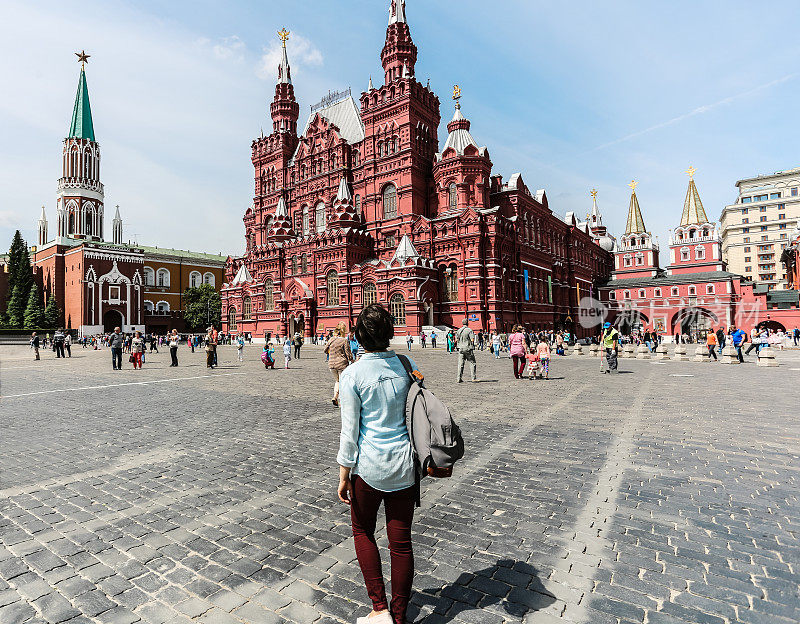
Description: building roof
xmin=602 ymin=270 xmax=742 ymax=289
xmin=68 ymin=67 xmax=95 ymax=141
xmin=391 ymin=235 xmax=419 ymax=263
xmin=301 ymin=96 xmax=365 ymax=144
xmin=231 ymin=263 xmax=253 ymax=285
xmin=442 ymin=106 xmax=479 ymax=155
xmin=88 ymin=239 xmax=226 ymax=263
xmin=624 ymin=190 xmax=646 ymax=234
xmin=767 ymin=289 xmax=799 ymax=304
xmin=680 ymin=178 xmax=709 ymax=226
xmin=277 ymin=41 xmax=292 ymax=85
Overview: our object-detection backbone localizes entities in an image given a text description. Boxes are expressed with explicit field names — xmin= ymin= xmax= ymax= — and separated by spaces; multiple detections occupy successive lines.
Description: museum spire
xmin=270 ymin=29 xmax=299 ymax=135
xmin=680 ymin=166 xmax=709 ymax=226
xmin=381 ymin=0 xmax=417 ymax=84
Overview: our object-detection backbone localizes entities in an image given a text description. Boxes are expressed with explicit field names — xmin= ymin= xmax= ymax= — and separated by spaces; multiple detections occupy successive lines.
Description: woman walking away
xmin=131 ymin=331 xmax=144 ymax=369
xmin=337 ymin=304 xmax=417 ymax=624
xmin=508 ymin=325 xmax=528 ymax=379
xmin=492 ymin=332 xmax=501 ymax=358
xmin=236 ymin=334 xmax=245 ymax=362
xmin=169 ymin=329 xmax=179 ymax=367
xmin=325 ymin=322 xmax=354 ymax=406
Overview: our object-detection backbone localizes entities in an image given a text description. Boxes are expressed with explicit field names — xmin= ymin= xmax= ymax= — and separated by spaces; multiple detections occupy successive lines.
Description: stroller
xmin=524 ymin=352 xmax=542 ymax=380
xmin=261 ymin=349 xmax=275 ymax=369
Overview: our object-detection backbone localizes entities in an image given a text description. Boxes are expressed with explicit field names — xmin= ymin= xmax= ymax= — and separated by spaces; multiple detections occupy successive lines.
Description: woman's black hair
xmin=355 ymin=303 xmax=394 ymax=351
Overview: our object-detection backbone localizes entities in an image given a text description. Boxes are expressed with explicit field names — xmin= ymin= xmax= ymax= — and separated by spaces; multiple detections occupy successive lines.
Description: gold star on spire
xmin=686 ymin=165 xmax=697 ymax=179
xmin=590 ymin=188 xmax=598 ymax=199
xmin=278 ymin=28 xmax=290 ymax=47
xmin=75 ymin=50 xmax=90 ymax=68
xmin=628 ymin=180 xmax=638 ymax=192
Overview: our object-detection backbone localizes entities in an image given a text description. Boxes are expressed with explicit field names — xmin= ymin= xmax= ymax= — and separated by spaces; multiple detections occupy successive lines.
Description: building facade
xmin=30 ymin=57 xmax=225 ymax=335
xmin=720 ymin=167 xmax=800 ymax=290
xmin=221 ymin=1 xmax=613 ymax=341
xmin=603 ymin=174 xmax=763 ymax=337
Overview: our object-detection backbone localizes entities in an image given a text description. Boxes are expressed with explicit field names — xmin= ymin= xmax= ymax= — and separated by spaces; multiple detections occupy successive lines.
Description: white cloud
xmin=257 ymin=34 xmax=323 ymax=81
xmin=211 ymin=35 xmax=246 ymax=62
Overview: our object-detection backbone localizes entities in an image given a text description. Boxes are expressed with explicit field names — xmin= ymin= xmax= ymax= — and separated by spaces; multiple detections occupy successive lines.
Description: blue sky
xmin=3 ymin=0 xmax=800 ymax=258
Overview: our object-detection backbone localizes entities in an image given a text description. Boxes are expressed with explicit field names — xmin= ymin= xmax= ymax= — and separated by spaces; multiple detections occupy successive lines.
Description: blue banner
xmin=524 ymin=269 xmax=530 ymax=301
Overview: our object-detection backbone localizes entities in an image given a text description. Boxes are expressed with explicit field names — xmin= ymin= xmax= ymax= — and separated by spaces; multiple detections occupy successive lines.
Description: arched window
xmin=291 ymin=256 xmax=297 ymax=275
xmin=688 ymin=286 xmax=696 ymax=295
xmin=707 ymin=284 xmax=715 ymax=294
xmin=671 ymin=287 xmax=679 ymax=296
xmin=190 ymin=271 xmax=201 ymax=288
xmin=355 ymin=195 xmax=362 ymax=217
xmin=638 ymin=289 xmax=646 ymax=298
xmin=302 ymin=206 xmax=310 ymax=236
xmin=448 ymin=183 xmax=457 ymax=210
xmin=654 ymin=288 xmax=662 ymax=298
xmin=443 ymin=266 xmax=458 ymax=302
xmin=390 ymin=293 xmax=406 ymax=325
xmin=624 ymin=290 xmax=631 ymax=300
xmin=377 ymin=142 xmax=383 ymax=158
xmin=157 ymin=268 xmax=170 ymax=287
xmin=635 ymin=253 xmax=644 ymax=266
xmin=383 ymin=184 xmax=397 ymax=219
xmin=264 ymin=278 xmax=274 ymax=310
xmin=623 ymin=254 xmax=632 ymax=267
xmin=242 ymin=296 xmax=252 ymax=320
xmin=327 ymin=270 xmax=339 ymax=305
xmin=228 ymin=307 xmax=237 ymax=331
xmin=203 ymin=272 xmax=215 ymax=287
xmin=363 ymin=282 xmax=377 ymax=306
xmin=143 ymin=267 xmax=155 ymax=286
xmin=695 ymin=245 xmax=705 ymax=260
xmin=301 ymin=254 xmax=307 ymax=273
xmin=681 ymin=247 xmax=690 ymax=261
xmin=157 ymin=301 xmax=170 ymax=312
xmin=353 ymin=149 xmax=360 ymax=167
xmin=144 ymin=300 xmax=154 ymax=312
xmin=316 ymin=202 xmax=326 ymax=233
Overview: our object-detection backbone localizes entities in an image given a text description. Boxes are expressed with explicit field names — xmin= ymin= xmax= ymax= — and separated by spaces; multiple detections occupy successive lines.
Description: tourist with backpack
xmin=337 ymin=304 xmax=418 ymax=624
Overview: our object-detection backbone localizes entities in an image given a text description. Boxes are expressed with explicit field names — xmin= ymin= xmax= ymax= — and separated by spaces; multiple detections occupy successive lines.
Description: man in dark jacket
xmin=109 ymin=327 xmax=124 ymax=370
xmin=716 ymin=326 xmax=726 ymax=355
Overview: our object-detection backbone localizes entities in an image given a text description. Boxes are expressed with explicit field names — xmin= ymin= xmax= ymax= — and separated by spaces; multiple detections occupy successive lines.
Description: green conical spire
xmin=68 ymin=67 xmax=95 ymax=141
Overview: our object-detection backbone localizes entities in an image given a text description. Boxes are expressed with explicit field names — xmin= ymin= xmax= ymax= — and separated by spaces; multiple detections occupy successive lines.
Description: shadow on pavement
xmin=409 ymin=558 xmax=556 ymax=622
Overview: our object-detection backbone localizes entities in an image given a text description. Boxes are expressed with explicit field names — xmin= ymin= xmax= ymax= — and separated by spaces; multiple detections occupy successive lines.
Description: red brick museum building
xmin=221 ymin=0 xmax=613 ymax=340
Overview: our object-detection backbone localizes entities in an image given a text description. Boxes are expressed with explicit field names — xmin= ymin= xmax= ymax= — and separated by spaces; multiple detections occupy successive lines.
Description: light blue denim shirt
xmin=337 ymin=350 xmax=416 ymax=492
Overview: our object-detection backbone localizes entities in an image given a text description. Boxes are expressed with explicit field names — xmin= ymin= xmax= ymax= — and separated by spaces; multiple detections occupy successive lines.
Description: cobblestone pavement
xmin=1 ymin=343 xmax=798 ymax=624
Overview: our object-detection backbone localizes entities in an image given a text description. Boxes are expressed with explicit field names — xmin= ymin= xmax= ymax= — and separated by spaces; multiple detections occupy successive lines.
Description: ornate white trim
xmin=98 ymin=260 xmax=132 ymax=285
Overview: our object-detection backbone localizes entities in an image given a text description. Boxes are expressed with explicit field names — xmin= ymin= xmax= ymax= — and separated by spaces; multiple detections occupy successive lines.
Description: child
xmin=282 ymin=338 xmax=292 ymax=369
xmin=236 ymin=335 xmax=245 ymax=362
xmin=261 ymin=344 xmax=275 ymax=369
xmin=536 ymin=337 xmax=551 ymax=380
xmin=525 ymin=351 xmax=540 ymax=380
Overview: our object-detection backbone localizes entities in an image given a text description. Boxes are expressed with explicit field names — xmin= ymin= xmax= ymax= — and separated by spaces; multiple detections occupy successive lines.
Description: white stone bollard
xmin=672 ymin=343 xmax=690 ymax=361
xmin=636 ymin=344 xmax=651 ymax=360
xmin=571 ymin=343 xmax=584 ymax=356
xmin=654 ymin=343 xmax=670 ymax=360
xmin=719 ymin=344 xmax=739 ymax=365
xmin=589 ymin=344 xmax=600 ymax=357
xmin=621 ymin=343 xmax=636 ymax=359
xmin=693 ymin=344 xmax=709 ymax=362
xmin=756 ymin=346 xmax=778 ymax=367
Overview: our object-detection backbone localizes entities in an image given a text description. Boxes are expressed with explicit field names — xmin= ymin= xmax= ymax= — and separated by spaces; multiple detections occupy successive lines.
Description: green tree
xmin=43 ymin=294 xmax=63 ymax=329
xmin=23 ymin=284 xmax=45 ymax=329
xmin=6 ymin=230 xmax=33 ymax=306
xmin=6 ymin=285 xmax=27 ymax=328
xmin=183 ymin=284 xmax=221 ymax=331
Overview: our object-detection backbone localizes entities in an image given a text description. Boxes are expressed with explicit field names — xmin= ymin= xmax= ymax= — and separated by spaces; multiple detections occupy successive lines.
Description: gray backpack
xmin=397 ymin=355 xmax=465 ymax=483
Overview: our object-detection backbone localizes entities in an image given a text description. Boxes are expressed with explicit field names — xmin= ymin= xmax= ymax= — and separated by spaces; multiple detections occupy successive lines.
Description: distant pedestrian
xmin=293 ymin=332 xmax=303 ymax=359
xmin=53 ymin=329 xmax=66 ymax=358
xmin=169 ymin=329 xmax=179 ymax=366
xmin=30 ymin=332 xmax=40 ymax=360
xmin=131 ymin=331 xmax=144 ymax=369
xmin=406 ymin=334 xmax=413 ymax=351
xmin=508 ymin=325 xmax=528 ymax=379
xmin=455 ymin=319 xmax=477 ymax=383
xmin=492 ymin=333 xmax=501 ymax=358
xmin=793 ymin=327 xmax=799 ymax=346
xmin=205 ymin=327 xmax=216 ymax=369
xmin=716 ymin=326 xmax=726 ymax=355
xmin=600 ymin=322 xmax=619 ymax=373
xmin=731 ymin=326 xmax=746 ymax=363
xmin=109 ymin=327 xmax=124 ymax=370
xmin=236 ymin=335 xmax=245 ymax=361
xmin=420 ymin=333 xmax=426 ymax=348
xmin=325 ymin=322 xmax=354 ymax=406
xmin=536 ymin=337 xmax=551 ymax=379
xmin=705 ymin=330 xmax=718 ymax=361
xmin=430 ymin=331 xmax=437 ymax=349
xmin=336 ymin=303 xmax=418 ymax=624
xmin=64 ymin=333 xmax=72 ymax=357
xmin=283 ymin=337 xmax=292 ymax=369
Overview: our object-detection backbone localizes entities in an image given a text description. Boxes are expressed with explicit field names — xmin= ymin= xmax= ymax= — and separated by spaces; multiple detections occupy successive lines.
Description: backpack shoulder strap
xmin=397 ymin=354 xmax=424 ymax=386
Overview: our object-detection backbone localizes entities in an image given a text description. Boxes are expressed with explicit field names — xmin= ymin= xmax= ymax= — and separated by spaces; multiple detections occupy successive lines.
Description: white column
xmin=97 ymin=281 xmax=103 ymax=327
xmin=126 ymin=282 xmax=131 ymax=329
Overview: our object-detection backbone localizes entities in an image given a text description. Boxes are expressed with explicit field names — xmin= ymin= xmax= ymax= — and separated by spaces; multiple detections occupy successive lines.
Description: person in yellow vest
xmin=600 ymin=322 xmax=619 ymax=373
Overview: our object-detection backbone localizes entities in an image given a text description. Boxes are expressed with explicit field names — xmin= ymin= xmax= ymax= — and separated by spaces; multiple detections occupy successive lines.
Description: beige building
xmin=720 ymin=167 xmax=800 ymax=290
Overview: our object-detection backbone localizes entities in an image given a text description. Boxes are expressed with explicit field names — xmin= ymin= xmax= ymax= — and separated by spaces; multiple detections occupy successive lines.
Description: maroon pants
xmin=350 ymin=475 xmax=415 ymax=623
xmin=512 ymin=355 xmax=526 ymax=378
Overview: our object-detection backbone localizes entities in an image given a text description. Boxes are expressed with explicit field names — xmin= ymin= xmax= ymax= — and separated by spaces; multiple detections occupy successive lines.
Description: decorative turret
xmin=59 ymin=51 xmax=105 ymax=241
xmin=433 ymin=87 xmax=492 ymax=212
xmin=613 ymin=181 xmax=660 ymax=278
xmin=112 ymin=205 xmax=123 ymax=244
xmin=269 ymin=194 xmax=295 ymax=241
xmin=270 ymin=29 xmax=299 ymax=135
xmin=330 ymin=176 xmax=362 ymax=228
xmin=586 ymin=189 xmax=615 ymax=251
xmin=38 ymin=207 xmax=48 ymax=246
xmin=381 ymin=0 xmax=417 ymax=84
xmin=668 ymin=167 xmax=723 ymax=274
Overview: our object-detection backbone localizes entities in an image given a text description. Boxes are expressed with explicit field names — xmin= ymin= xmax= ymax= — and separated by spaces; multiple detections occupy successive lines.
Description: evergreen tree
xmin=43 ymin=294 xmax=62 ymax=329
xmin=23 ymin=284 xmax=44 ymax=329
xmin=6 ymin=284 xmax=26 ymax=328
xmin=15 ymin=243 xmax=34 ymax=303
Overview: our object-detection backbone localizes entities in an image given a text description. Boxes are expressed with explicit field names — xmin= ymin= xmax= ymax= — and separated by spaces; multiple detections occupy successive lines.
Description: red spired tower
xmin=613 ymin=181 xmax=660 ymax=279
xmin=382 ymin=0 xmax=417 ymax=84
